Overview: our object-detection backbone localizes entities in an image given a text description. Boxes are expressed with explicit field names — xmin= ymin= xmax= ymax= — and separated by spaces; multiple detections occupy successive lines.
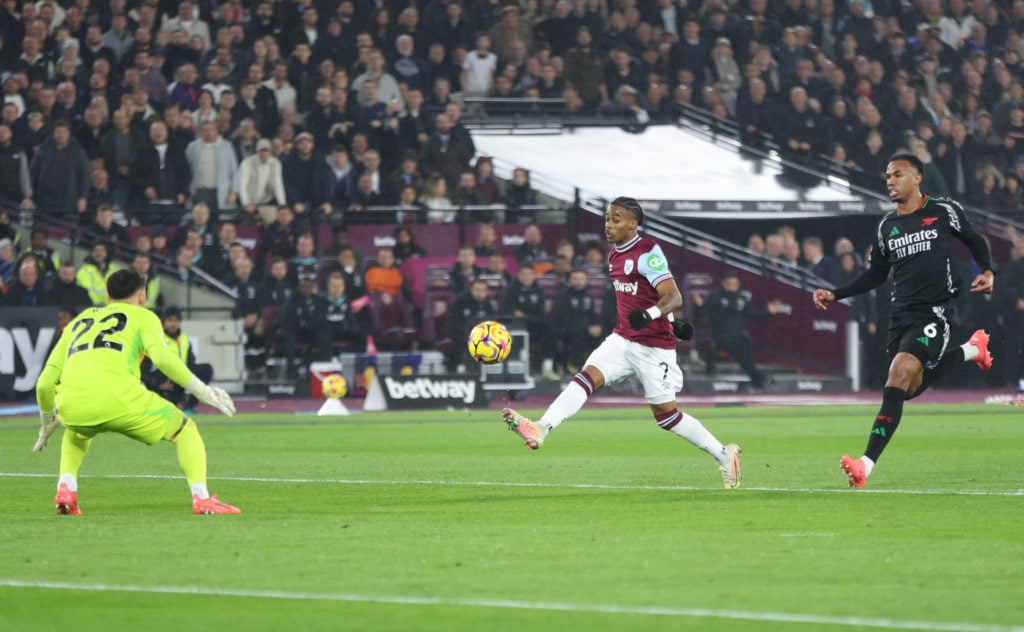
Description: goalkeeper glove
xmin=33 ymin=410 xmax=60 ymax=453
xmin=672 ymin=320 xmax=695 ymax=341
xmin=185 ymin=375 xmax=237 ymax=417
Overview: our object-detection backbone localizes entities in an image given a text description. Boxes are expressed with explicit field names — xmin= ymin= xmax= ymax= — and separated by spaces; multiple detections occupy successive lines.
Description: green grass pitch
xmin=0 ymin=403 xmax=1022 ymax=631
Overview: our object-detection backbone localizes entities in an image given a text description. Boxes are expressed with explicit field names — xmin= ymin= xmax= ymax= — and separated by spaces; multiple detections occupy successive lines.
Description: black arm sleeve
xmin=952 ymin=204 xmax=995 ymax=273
xmin=832 ymin=254 xmax=891 ymax=300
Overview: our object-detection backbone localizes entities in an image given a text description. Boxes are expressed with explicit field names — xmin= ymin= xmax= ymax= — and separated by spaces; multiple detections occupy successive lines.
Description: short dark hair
xmin=610 ymin=196 xmax=645 ymax=225
xmin=107 ymin=269 xmax=146 ymax=299
xmin=888 ymin=152 xmax=923 ymax=174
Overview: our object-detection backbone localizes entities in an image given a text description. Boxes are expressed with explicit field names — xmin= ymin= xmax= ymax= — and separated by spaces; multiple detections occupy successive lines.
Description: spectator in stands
xmin=255 ymin=206 xmax=299 ymax=272
xmin=504 ymin=167 xmax=538 ymax=223
xmin=479 ymin=250 xmax=512 ymax=290
xmin=132 ymin=252 xmax=163 ymax=311
xmin=171 ymin=202 xmax=214 ymax=251
xmin=320 ymin=245 xmax=367 ymax=302
xmin=0 ymin=238 xmax=14 ymax=288
xmin=778 ymin=86 xmax=825 ymax=186
xmin=282 ymin=132 xmax=322 ymax=219
xmin=693 ymin=271 xmax=784 ymax=390
xmin=1 ymin=253 xmax=47 ymax=307
xmin=353 ymin=47 xmax=402 ymax=106
xmin=551 ymin=267 xmax=604 ymax=373
xmin=392 ymin=226 xmax=426 ymax=265
xmin=47 ymin=262 xmax=91 ymax=309
xmin=30 ymin=120 xmax=90 ymax=222
xmin=474 ymin=224 xmax=499 ymax=257
xmin=185 ymin=120 xmax=238 ymax=216
xmin=909 ymin=135 xmax=951 ymax=198
xmin=461 ymin=32 xmax=497 ymax=104
xmin=76 ymin=241 xmax=122 ymax=305
xmin=422 ymin=111 xmax=473 ymax=189
xmin=446 ymin=277 xmax=496 ymax=371
xmin=344 ymin=173 xmax=386 ymax=222
xmin=257 ymin=255 xmax=293 ymax=313
xmin=141 ymin=305 xmax=214 ymax=414
xmin=83 ymin=204 xmax=130 ymax=253
xmin=420 ymin=173 xmax=455 ymax=223
xmin=451 ymin=245 xmax=482 ymax=296
xmin=802 ymin=236 xmax=842 ymax=285
xmin=324 ymin=271 xmax=366 ymax=351
xmin=0 ymin=123 xmax=32 ymax=209
xmin=318 ymin=144 xmax=357 ymax=223
xmin=470 ymin=157 xmax=498 ymax=202
xmin=162 ymin=1 xmax=211 ymax=51
xmin=173 ymin=245 xmax=199 ymax=285
xmin=137 ymin=119 xmax=191 ymax=226
xmin=515 ymin=224 xmax=550 ymax=264
xmin=98 ymin=108 xmax=146 ymax=211
xmin=735 ymin=79 xmax=775 ymax=151
xmin=388 ymin=153 xmax=424 ymax=201
xmin=939 ymin=120 xmax=977 ymax=200
xmin=563 ymin=26 xmax=605 ymax=112
xmin=289 ymin=233 xmax=319 ymax=285
xmin=365 ymin=246 xmax=408 ymax=298
xmin=28 ymin=228 xmax=60 ymax=280
xmin=281 ymin=276 xmax=331 ymax=378
xmin=199 ymin=220 xmax=237 ymax=282
xmin=225 ymin=255 xmax=261 ymax=367
xmin=545 ymin=254 xmax=573 ymax=286
xmin=500 ymin=262 xmax=556 ymax=378
xmin=451 ymin=170 xmax=484 ymax=213
xmin=237 ymin=138 xmax=287 ymax=226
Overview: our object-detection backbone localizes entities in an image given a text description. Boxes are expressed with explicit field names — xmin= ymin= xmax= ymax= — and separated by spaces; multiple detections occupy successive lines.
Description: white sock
xmin=58 ymin=473 xmax=77 ymax=492
xmin=538 ymin=381 xmax=589 ymax=431
xmin=860 ymin=456 xmax=875 ymax=477
xmin=1018 ymin=378 xmax=1024 ymax=392
xmin=191 ymin=482 xmax=210 ymax=499
xmin=669 ymin=413 xmax=726 ymax=464
xmin=961 ymin=342 xmax=979 ymax=362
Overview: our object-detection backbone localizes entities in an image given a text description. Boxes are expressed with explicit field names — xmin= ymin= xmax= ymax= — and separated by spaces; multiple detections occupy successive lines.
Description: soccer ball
xmin=467 ymin=320 xmax=512 ymax=364
xmin=321 ymin=374 xmax=348 ymax=399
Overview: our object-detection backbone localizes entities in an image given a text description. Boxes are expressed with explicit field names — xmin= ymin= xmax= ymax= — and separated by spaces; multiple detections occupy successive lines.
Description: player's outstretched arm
xmin=184 ymin=375 xmax=236 ymax=417
xmin=33 ymin=334 xmax=70 ymax=452
xmin=33 ymin=409 xmax=60 ymax=453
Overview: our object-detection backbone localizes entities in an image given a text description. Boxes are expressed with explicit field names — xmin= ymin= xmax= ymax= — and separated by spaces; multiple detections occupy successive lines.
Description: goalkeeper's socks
xmin=191 ymin=483 xmax=210 ymax=500
xmin=662 ymin=411 xmax=726 ymax=463
xmin=864 ymin=387 xmax=905 ymax=462
xmin=58 ymin=473 xmax=77 ymax=492
xmin=539 ymin=373 xmax=594 ymax=431
xmin=175 ymin=419 xmax=209 ymax=490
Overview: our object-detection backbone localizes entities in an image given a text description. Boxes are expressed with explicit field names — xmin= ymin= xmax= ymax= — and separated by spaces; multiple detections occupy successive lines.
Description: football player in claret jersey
xmin=33 ymin=269 xmax=241 ymax=515
xmin=814 ymin=153 xmax=995 ymax=487
xmin=502 ymin=197 xmax=742 ymax=489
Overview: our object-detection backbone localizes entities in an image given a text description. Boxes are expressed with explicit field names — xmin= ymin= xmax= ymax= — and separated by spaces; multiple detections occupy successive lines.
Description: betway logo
xmin=384 ymin=376 xmax=477 ymax=403
xmin=888 ymin=229 xmax=938 ymax=251
xmin=613 ymin=280 xmax=638 ymax=295
xmin=0 ymin=326 xmax=55 ymax=391
xmin=812 ymin=320 xmax=838 ymax=333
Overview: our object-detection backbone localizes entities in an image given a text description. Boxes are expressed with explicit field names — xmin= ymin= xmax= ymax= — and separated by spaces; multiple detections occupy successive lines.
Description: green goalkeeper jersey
xmin=36 ymin=302 xmax=194 ymax=419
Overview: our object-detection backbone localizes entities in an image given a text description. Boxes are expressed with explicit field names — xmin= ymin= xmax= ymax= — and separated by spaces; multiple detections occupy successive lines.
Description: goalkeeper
xmin=34 ymin=269 xmax=240 ymax=515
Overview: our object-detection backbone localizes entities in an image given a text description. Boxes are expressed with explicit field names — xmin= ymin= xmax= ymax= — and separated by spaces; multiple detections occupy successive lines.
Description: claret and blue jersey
xmin=609 ymin=234 xmax=676 ymax=349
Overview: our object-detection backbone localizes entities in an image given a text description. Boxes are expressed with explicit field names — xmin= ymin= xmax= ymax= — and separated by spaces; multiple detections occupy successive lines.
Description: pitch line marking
xmin=2 ymin=472 xmax=1022 ymax=497
xmin=0 ymin=579 xmax=1019 ymax=632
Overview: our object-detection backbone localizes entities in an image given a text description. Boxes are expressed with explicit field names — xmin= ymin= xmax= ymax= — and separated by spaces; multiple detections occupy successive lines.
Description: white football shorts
xmin=583 ymin=333 xmax=683 ymax=404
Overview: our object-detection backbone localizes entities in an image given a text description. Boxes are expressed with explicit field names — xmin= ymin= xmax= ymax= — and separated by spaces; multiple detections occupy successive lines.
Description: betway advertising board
xmin=1 ymin=308 xmax=58 ymax=400
xmin=364 ymin=374 xmax=487 ymax=411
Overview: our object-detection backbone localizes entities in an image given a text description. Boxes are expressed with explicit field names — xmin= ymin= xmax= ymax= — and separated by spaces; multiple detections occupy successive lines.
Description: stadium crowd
xmin=1 ymin=0 xmax=1023 ymax=390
